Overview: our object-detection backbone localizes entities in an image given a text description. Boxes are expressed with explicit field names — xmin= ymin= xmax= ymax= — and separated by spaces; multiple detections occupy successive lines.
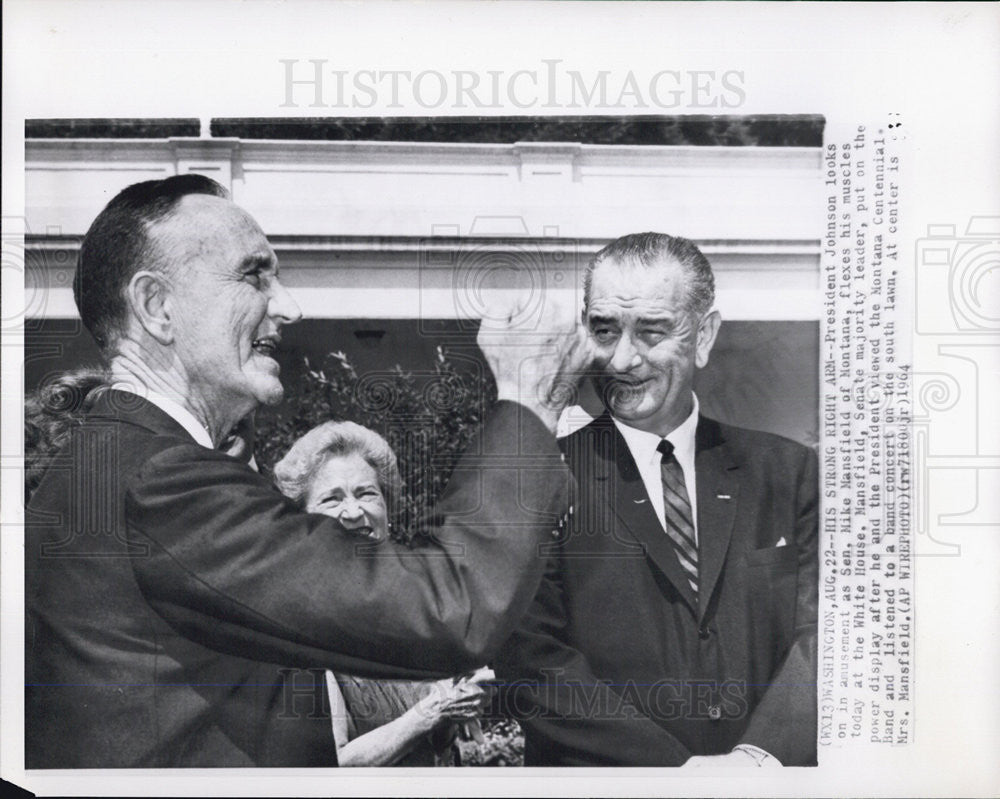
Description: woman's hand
xmin=411 ymin=666 xmax=495 ymax=733
xmin=415 ymin=673 xmax=491 ymax=726
xmin=334 ymin=668 xmax=495 ymax=766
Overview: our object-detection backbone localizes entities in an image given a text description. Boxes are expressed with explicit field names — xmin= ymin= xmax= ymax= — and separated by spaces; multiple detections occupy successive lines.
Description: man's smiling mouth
xmin=610 ymin=377 xmax=651 ymax=393
xmin=605 ymin=377 xmax=651 ymax=405
xmin=613 ymin=377 xmax=649 ymax=387
xmin=251 ymin=336 xmax=279 ymax=357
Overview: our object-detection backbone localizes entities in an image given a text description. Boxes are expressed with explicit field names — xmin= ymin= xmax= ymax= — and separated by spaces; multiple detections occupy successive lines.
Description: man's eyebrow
xmin=586 ymin=314 xmax=619 ymax=326
xmin=240 ymin=253 xmax=277 ymax=272
xmin=636 ymin=316 xmax=676 ymax=325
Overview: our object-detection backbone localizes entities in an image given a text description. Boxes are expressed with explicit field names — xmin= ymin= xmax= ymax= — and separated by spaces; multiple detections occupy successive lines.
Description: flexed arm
xmin=127 ymin=293 xmax=593 ymax=679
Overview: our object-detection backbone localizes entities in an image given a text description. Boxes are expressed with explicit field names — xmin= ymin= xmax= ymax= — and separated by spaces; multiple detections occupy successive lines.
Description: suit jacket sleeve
xmin=495 ymin=557 xmax=693 ymax=766
xmin=125 ymin=401 xmax=568 ymax=679
xmin=738 ymin=444 xmax=819 ymax=765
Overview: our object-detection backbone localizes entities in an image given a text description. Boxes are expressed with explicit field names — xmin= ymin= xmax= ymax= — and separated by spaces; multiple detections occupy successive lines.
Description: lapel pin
xmin=716 ymin=494 xmax=731 ymax=500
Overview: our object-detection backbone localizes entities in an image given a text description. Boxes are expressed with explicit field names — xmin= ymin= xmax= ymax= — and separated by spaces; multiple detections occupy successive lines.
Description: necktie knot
xmin=657 ymin=439 xmax=675 ymax=460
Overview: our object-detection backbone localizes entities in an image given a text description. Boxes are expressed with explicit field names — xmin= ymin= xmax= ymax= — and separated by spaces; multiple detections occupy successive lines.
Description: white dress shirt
xmin=112 ymin=383 xmax=260 ymax=471
xmin=613 ymin=393 xmax=700 ymax=542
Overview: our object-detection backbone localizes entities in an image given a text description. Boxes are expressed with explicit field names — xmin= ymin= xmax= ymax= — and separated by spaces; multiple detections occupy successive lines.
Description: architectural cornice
xmin=24 ymin=136 xmax=824 ymax=321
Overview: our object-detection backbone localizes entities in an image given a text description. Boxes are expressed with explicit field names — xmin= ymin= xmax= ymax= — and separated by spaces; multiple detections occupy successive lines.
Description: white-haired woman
xmin=274 ymin=421 xmax=492 ymax=766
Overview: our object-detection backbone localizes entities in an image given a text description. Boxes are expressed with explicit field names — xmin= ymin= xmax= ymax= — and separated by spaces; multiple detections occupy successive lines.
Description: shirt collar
xmin=111 ymin=382 xmax=214 ymax=450
xmin=612 ymin=393 xmax=700 ymax=465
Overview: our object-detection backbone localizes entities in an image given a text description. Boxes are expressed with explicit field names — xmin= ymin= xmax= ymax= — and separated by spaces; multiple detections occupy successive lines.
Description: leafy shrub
xmin=255 ymin=346 xmax=496 ymax=544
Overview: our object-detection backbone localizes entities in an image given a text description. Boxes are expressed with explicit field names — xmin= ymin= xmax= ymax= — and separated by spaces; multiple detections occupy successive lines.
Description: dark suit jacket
xmin=495 ymin=413 xmax=818 ymax=766
xmin=25 ymin=390 xmax=568 ymax=767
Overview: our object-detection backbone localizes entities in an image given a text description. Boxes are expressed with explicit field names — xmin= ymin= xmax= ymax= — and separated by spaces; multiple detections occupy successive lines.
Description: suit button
xmin=708 ymin=705 xmax=722 ymax=721
xmin=699 ymin=627 xmax=711 ymax=640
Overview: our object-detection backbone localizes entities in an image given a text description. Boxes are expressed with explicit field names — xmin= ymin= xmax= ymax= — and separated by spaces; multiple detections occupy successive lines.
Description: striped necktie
xmin=657 ymin=439 xmax=698 ymax=594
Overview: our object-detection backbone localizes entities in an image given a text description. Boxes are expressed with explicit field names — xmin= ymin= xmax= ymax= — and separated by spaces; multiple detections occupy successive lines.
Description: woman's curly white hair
xmin=273 ymin=421 xmax=402 ymax=513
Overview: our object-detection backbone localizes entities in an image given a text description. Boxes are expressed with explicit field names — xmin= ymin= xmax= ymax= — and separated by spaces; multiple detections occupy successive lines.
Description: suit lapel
xmin=694 ymin=416 xmax=740 ymax=622
xmin=583 ymin=415 xmax=699 ymax=613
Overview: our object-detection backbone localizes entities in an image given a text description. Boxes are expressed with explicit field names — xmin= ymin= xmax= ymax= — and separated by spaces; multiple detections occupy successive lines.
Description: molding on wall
xmin=25 ymin=137 xmax=824 ymax=321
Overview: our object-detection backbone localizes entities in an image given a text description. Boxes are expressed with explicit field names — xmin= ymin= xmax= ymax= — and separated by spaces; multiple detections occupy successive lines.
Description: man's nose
xmin=268 ymin=278 xmax=303 ymax=325
xmin=609 ymin=334 xmax=641 ymax=372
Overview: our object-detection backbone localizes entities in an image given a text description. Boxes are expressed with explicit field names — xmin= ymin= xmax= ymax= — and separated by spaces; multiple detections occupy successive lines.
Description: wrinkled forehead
xmin=588 ymin=256 xmax=690 ymax=311
xmin=149 ymin=193 xmax=274 ymax=270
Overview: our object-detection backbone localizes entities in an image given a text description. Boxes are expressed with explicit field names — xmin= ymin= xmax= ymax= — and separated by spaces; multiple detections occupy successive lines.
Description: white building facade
xmin=24 ymin=129 xmax=822 ymax=442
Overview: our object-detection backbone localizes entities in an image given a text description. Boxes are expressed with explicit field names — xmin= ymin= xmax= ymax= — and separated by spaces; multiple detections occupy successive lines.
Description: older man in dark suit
xmin=25 ymin=174 xmax=586 ymax=767
xmin=496 ymin=232 xmax=818 ymax=767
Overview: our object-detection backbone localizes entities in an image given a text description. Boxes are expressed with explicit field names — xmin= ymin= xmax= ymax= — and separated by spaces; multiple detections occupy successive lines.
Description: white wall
xmin=25 ymin=137 xmax=822 ymax=321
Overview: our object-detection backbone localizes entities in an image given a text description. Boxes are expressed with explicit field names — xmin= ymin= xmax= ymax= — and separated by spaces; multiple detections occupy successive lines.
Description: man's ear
xmin=125 ymin=270 xmax=174 ymax=345
xmin=694 ymin=309 xmax=721 ymax=369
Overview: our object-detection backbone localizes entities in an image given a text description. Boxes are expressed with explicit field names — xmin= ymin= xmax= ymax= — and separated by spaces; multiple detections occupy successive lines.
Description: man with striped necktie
xmin=497 ymin=232 xmax=818 ymax=767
